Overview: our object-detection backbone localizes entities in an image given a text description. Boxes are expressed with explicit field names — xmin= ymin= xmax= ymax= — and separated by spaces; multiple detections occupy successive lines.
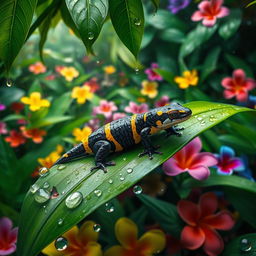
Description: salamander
xmin=54 ymin=102 xmax=192 ymax=172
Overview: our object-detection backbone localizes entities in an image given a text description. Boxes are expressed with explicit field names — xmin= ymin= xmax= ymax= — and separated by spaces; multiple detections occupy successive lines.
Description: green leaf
xmin=65 ymin=0 xmax=108 ymax=54
xmin=222 ymin=233 xmax=256 ymax=256
xmin=218 ymin=9 xmax=242 ymax=40
xmin=30 ymin=115 xmax=73 ymax=128
xmin=160 ymin=28 xmax=185 ymax=43
xmin=225 ymin=188 xmax=256 ymax=228
xmin=150 ymin=0 xmax=160 ymax=11
xmin=138 ymin=194 xmax=183 ymax=238
xmin=154 ymin=68 xmax=176 ymax=86
xmin=17 ymin=102 xmax=254 ymax=256
xmin=0 ymin=0 xmax=38 ymax=72
xmin=0 ymin=87 xmax=24 ymax=106
xmin=109 ymin=0 xmax=144 ymax=58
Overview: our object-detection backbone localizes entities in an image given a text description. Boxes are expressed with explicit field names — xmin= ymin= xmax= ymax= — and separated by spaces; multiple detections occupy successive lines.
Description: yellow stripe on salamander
xmin=104 ymin=123 xmax=123 ymax=152
xmin=82 ymin=136 xmax=93 ymax=154
xmin=131 ymin=114 xmax=141 ymax=144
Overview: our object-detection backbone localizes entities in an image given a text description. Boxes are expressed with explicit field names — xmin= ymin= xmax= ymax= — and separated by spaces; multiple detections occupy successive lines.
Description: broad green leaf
xmin=154 ymin=68 xmax=176 ymax=86
xmin=0 ymin=0 xmax=37 ymax=72
xmin=30 ymin=115 xmax=73 ymax=128
xmin=222 ymin=233 xmax=256 ymax=256
xmin=17 ymin=102 xmax=254 ymax=256
xmin=218 ymin=9 xmax=242 ymax=40
xmin=160 ymin=28 xmax=185 ymax=43
xmin=0 ymin=87 xmax=24 ymax=106
xmin=150 ymin=0 xmax=160 ymax=11
xmin=109 ymin=0 xmax=144 ymax=58
xmin=65 ymin=0 xmax=108 ymax=54
xmin=138 ymin=194 xmax=183 ymax=238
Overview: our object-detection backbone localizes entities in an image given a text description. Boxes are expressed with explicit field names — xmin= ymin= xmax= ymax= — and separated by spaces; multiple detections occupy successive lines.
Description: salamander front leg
xmin=165 ymin=126 xmax=184 ymax=137
xmin=138 ymin=127 xmax=162 ymax=160
xmin=90 ymin=140 xmax=115 ymax=173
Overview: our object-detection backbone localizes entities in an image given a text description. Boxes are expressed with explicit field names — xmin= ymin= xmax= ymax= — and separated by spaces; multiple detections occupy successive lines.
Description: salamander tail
xmin=54 ymin=143 xmax=89 ymax=165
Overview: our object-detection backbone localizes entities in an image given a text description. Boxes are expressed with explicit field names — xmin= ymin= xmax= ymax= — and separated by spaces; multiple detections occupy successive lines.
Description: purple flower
xmin=168 ymin=0 xmax=191 ymax=14
xmin=145 ymin=63 xmax=162 ymax=81
xmin=0 ymin=104 xmax=6 ymax=111
xmin=214 ymin=146 xmax=245 ymax=175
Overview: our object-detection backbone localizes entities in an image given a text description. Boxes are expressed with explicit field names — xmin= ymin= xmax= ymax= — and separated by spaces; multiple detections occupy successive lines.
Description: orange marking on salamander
xmin=131 ymin=114 xmax=141 ymax=144
xmin=104 ymin=123 xmax=123 ymax=152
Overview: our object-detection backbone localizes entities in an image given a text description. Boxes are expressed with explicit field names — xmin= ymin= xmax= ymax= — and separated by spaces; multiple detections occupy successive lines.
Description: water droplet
xmin=58 ymin=218 xmax=64 ymax=226
xmin=209 ymin=115 xmax=217 ymax=122
xmin=240 ymin=238 xmax=252 ymax=252
xmin=96 ymin=60 xmax=100 ymax=64
xmin=65 ymin=191 xmax=83 ymax=209
xmin=134 ymin=18 xmax=141 ymax=26
xmin=94 ymin=190 xmax=102 ymax=197
xmin=43 ymin=182 xmax=50 ymax=189
xmin=34 ymin=189 xmax=51 ymax=203
xmin=88 ymin=32 xmax=94 ymax=40
xmin=55 ymin=237 xmax=68 ymax=251
xmin=105 ymin=202 xmax=115 ymax=213
xmin=108 ymin=179 xmax=113 ymax=184
xmin=75 ymin=170 xmax=79 ymax=176
xmin=30 ymin=184 xmax=39 ymax=194
xmin=135 ymin=67 xmax=140 ymax=74
xmin=123 ymin=157 xmax=127 ymax=161
xmin=93 ymin=224 xmax=101 ymax=232
xmin=51 ymin=186 xmax=59 ymax=199
xmin=126 ymin=168 xmax=133 ymax=174
xmin=39 ymin=167 xmax=49 ymax=177
xmin=200 ymin=120 xmax=206 ymax=126
xmin=57 ymin=165 xmax=66 ymax=171
xmin=120 ymin=176 xmax=125 ymax=181
xmin=197 ymin=117 xmax=203 ymax=121
xmin=86 ymin=195 xmax=91 ymax=200
xmin=66 ymin=179 xmax=71 ymax=184
xmin=6 ymin=79 xmax=13 ymax=87
xmin=133 ymin=185 xmax=143 ymax=194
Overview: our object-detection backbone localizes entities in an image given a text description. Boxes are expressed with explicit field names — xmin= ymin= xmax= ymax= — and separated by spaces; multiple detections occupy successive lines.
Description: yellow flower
xmin=21 ymin=92 xmax=50 ymax=111
xmin=60 ymin=67 xmax=79 ymax=82
xmin=71 ymin=85 xmax=93 ymax=104
xmin=38 ymin=145 xmax=64 ymax=169
xmin=141 ymin=80 xmax=158 ymax=98
xmin=174 ymin=70 xmax=199 ymax=89
xmin=104 ymin=65 xmax=116 ymax=75
xmin=72 ymin=126 xmax=92 ymax=142
xmin=104 ymin=217 xmax=166 ymax=256
xmin=43 ymin=221 xmax=103 ymax=256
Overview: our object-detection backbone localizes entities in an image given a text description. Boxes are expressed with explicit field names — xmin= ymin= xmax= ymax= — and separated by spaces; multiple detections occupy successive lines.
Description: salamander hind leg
xmin=90 ymin=140 xmax=115 ymax=173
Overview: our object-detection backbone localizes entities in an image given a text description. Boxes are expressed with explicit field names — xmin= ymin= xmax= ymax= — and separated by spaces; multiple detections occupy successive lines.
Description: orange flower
xmin=60 ymin=67 xmax=79 ymax=82
xmin=5 ymin=130 xmax=26 ymax=147
xmin=29 ymin=62 xmax=46 ymax=74
xmin=42 ymin=221 xmax=103 ymax=256
xmin=141 ymin=80 xmax=158 ymax=98
xmin=20 ymin=126 xmax=46 ymax=143
xmin=38 ymin=145 xmax=64 ymax=168
xmin=103 ymin=65 xmax=116 ymax=74
xmin=104 ymin=218 xmax=166 ymax=256
xmin=174 ymin=70 xmax=199 ymax=89
xmin=72 ymin=126 xmax=92 ymax=142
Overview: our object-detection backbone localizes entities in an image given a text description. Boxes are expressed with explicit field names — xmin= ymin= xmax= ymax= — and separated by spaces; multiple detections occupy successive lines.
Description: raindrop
xmin=96 ymin=60 xmax=100 ymax=64
xmin=55 ymin=237 xmax=68 ymax=251
xmin=108 ymin=179 xmax=113 ymax=184
xmin=134 ymin=18 xmax=141 ymax=26
xmin=57 ymin=165 xmax=66 ymax=171
xmin=197 ymin=117 xmax=203 ymax=121
xmin=88 ymin=32 xmax=94 ymax=40
xmin=6 ymin=79 xmax=13 ymax=87
xmin=135 ymin=67 xmax=140 ymax=74
xmin=123 ymin=157 xmax=127 ymax=161
xmin=39 ymin=167 xmax=49 ymax=177
xmin=65 ymin=191 xmax=83 ymax=209
xmin=66 ymin=179 xmax=71 ymax=184
xmin=93 ymin=224 xmax=101 ymax=232
xmin=105 ymin=202 xmax=115 ymax=213
xmin=57 ymin=218 xmax=64 ymax=226
xmin=240 ymin=238 xmax=252 ymax=252
xmin=126 ymin=168 xmax=133 ymax=174
xmin=209 ymin=115 xmax=217 ymax=122
xmin=34 ymin=189 xmax=51 ymax=204
xmin=43 ymin=182 xmax=50 ymax=189
xmin=30 ymin=184 xmax=39 ymax=194
xmin=133 ymin=185 xmax=143 ymax=194
xmin=120 ymin=176 xmax=125 ymax=181
xmin=200 ymin=120 xmax=206 ymax=126
xmin=94 ymin=190 xmax=102 ymax=197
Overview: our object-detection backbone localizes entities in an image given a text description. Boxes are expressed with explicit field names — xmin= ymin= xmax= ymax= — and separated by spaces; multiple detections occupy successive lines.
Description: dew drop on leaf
xmin=135 ymin=67 xmax=140 ymax=74
xmin=34 ymin=189 xmax=51 ymax=204
xmin=88 ymin=32 xmax=94 ymax=40
xmin=30 ymin=184 xmax=39 ymax=194
xmin=55 ymin=237 xmax=68 ymax=251
xmin=133 ymin=185 xmax=143 ymax=194
xmin=240 ymin=238 xmax=252 ymax=252
xmin=200 ymin=120 xmax=206 ymax=126
xmin=6 ymin=79 xmax=13 ymax=87
xmin=39 ymin=167 xmax=50 ymax=177
xmin=108 ymin=179 xmax=113 ymax=184
xmin=126 ymin=168 xmax=133 ymax=174
xmin=197 ymin=117 xmax=203 ymax=121
xmin=120 ymin=176 xmax=125 ymax=181
xmin=105 ymin=202 xmax=115 ymax=213
xmin=57 ymin=218 xmax=64 ymax=226
xmin=94 ymin=189 xmax=102 ymax=197
xmin=43 ymin=182 xmax=50 ymax=189
xmin=134 ymin=18 xmax=141 ymax=26
xmin=65 ymin=191 xmax=83 ymax=209
xmin=93 ymin=224 xmax=101 ymax=232
xmin=57 ymin=165 xmax=66 ymax=171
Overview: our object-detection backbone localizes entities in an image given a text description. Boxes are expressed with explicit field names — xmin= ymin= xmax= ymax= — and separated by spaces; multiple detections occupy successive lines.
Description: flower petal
xmin=191 ymin=11 xmax=204 ymax=21
xmin=0 ymin=244 xmax=17 ymax=255
xmin=220 ymin=146 xmax=234 ymax=159
xmin=236 ymin=90 xmax=248 ymax=102
xmin=217 ymin=7 xmax=229 ymax=18
xmin=181 ymin=226 xmax=205 ymax=250
xmin=138 ymin=229 xmax=166 ymax=254
xmin=188 ymin=166 xmax=210 ymax=180
xmin=223 ymin=89 xmax=235 ymax=99
xmin=104 ymin=245 xmax=126 ymax=256
xmin=198 ymin=1 xmax=210 ymax=11
xmin=78 ymin=221 xmax=98 ymax=244
xmin=221 ymin=78 xmax=234 ymax=89
xmin=184 ymin=137 xmax=202 ymax=158
xmin=115 ymin=218 xmax=138 ymax=249
xmin=177 ymin=200 xmax=200 ymax=225
xmin=86 ymin=241 xmax=103 ymax=256
xmin=202 ymin=227 xmax=224 ymax=256
xmin=233 ymin=69 xmax=245 ymax=84
xmin=199 ymin=192 xmax=218 ymax=217
xmin=163 ymin=158 xmax=185 ymax=176
xmin=192 ymin=152 xmax=218 ymax=167
xmin=244 ymin=79 xmax=256 ymax=90
xmin=202 ymin=17 xmax=217 ymax=27
xmin=203 ymin=211 xmax=235 ymax=230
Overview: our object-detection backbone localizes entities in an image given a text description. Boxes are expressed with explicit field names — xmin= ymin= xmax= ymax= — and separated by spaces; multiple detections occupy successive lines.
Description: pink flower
xmin=55 ymin=65 xmax=64 ymax=73
xmin=87 ymin=118 xmax=100 ymax=131
xmin=163 ymin=137 xmax=217 ymax=180
xmin=93 ymin=100 xmax=118 ymax=118
xmin=0 ymin=104 xmax=6 ymax=111
xmin=155 ymin=96 xmax=170 ymax=107
xmin=145 ymin=63 xmax=163 ymax=81
xmin=0 ymin=122 xmax=8 ymax=135
xmin=113 ymin=112 xmax=127 ymax=120
xmin=124 ymin=102 xmax=149 ymax=114
xmin=0 ymin=217 xmax=18 ymax=255
xmin=221 ymin=69 xmax=256 ymax=102
xmin=28 ymin=62 xmax=46 ymax=74
xmin=191 ymin=0 xmax=229 ymax=27
xmin=45 ymin=74 xmax=56 ymax=80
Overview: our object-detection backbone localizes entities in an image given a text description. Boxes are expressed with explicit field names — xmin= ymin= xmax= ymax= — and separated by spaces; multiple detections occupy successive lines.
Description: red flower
xmin=83 ymin=77 xmax=100 ymax=93
xmin=5 ymin=130 xmax=26 ymax=147
xmin=221 ymin=69 xmax=256 ymax=102
xmin=177 ymin=192 xmax=235 ymax=256
xmin=20 ymin=126 xmax=46 ymax=143
xmin=10 ymin=102 xmax=24 ymax=114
